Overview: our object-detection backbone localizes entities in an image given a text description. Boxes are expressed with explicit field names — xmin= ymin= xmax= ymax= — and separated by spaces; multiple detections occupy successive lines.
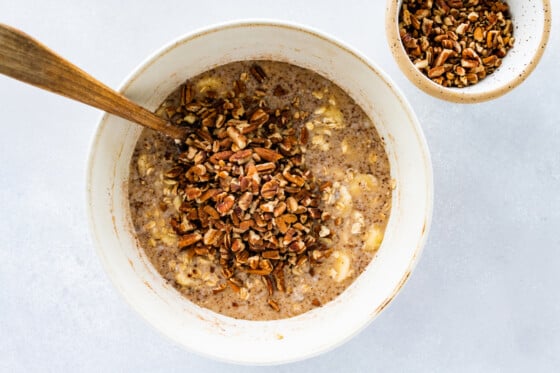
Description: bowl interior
xmin=87 ymin=21 xmax=432 ymax=364
xmin=387 ymin=0 xmax=551 ymax=102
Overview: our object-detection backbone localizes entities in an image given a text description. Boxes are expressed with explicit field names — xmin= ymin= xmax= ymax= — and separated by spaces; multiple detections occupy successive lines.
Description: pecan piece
xmin=229 ymin=149 xmax=253 ymax=163
xmin=216 ymin=195 xmax=235 ymax=215
xmin=203 ymin=228 xmax=222 ymax=246
xmin=255 ymin=162 xmax=276 ymax=173
xmin=178 ymin=232 xmax=202 ymax=249
xmin=261 ymin=179 xmax=279 ymax=199
xmin=249 ymin=108 xmax=270 ymax=126
xmin=276 ymin=214 xmax=297 ymax=234
xmin=185 ymin=187 xmax=202 ymax=201
xmin=428 ymin=66 xmax=446 ymax=78
xmin=250 ymin=64 xmax=267 ymax=83
xmin=226 ymin=126 xmax=248 ymax=149
xmin=282 ymin=168 xmax=306 ymax=187
xmin=267 ymin=298 xmax=280 ymax=312
xmin=237 ymin=191 xmax=253 ymax=211
xmin=254 ymin=147 xmax=283 ymax=162
xmin=209 ymin=150 xmax=234 ymax=164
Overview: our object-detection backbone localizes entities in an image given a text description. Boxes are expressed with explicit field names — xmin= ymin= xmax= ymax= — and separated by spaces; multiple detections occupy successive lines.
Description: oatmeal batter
xmin=128 ymin=61 xmax=392 ymax=320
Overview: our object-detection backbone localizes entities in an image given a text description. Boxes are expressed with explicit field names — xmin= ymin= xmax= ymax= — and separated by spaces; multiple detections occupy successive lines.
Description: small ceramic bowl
xmin=386 ymin=0 xmax=551 ymax=103
xmin=87 ymin=20 xmax=432 ymax=365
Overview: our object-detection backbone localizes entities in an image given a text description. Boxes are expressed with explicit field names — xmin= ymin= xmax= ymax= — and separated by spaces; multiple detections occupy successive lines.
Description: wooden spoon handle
xmin=0 ymin=24 xmax=186 ymax=139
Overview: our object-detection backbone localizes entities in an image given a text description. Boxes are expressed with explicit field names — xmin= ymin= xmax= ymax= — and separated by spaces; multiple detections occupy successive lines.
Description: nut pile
xmin=399 ymin=0 xmax=515 ymax=87
xmin=159 ymin=66 xmax=333 ymax=309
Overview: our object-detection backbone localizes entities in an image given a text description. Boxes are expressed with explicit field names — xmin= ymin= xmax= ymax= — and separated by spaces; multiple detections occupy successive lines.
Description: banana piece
xmin=329 ymin=251 xmax=351 ymax=282
xmin=348 ymin=173 xmax=378 ymax=199
xmin=340 ymin=138 xmax=349 ymax=154
xmin=174 ymin=262 xmax=204 ymax=287
xmin=175 ymin=269 xmax=196 ymax=287
xmin=351 ymin=211 xmax=365 ymax=234
xmin=335 ymin=185 xmax=353 ymax=217
xmin=136 ymin=154 xmax=149 ymax=176
xmin=196 ymin=76 xmax=223 ymax=93
xmin=363 ymin=226 xmax=384 ymax=252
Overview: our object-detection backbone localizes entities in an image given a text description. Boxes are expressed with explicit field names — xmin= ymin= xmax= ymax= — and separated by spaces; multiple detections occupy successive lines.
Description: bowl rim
xmin=385 ymin=0 xmax=552 ymax=103
xmin=86 ymin=18 xmax=434 ymax=364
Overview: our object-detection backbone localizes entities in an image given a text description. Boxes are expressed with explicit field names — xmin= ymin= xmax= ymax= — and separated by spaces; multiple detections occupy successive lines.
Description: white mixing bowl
xmin=87 ymin=20 xmax=433 ymax=365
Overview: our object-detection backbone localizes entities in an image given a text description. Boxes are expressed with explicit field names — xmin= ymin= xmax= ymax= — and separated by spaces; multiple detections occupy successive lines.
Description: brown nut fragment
xmin=264 ymin=276 xmax=274 ymax=296
xmin=487 ymin=30 xmax=499 ymax=48
xmin=254 ymin=147 xmax=284 ymax=162
xmin=468 ymin=12 xmax=479 ymax=22
xmin=186 ymin=164 xmax=206 ymax=179
xmin=185 ymin=187 xmax=202 ymax=201
xmin=260 ymin=201 xmax=277 ymax=213
xmin=454 ymin=65 xmax=466 ymax=76
xmin=300 ymin=127 xmax=309 ymax=145
xmin=209 ymin=150 xmax=234 ymax=164
xmin=447 ymin=0 xmax=463 ymax=9
xmin=250 ymin=64 xmax=267 ymax=83
xmin=203 ymin=205 xmax=220 ymax=220
xmin=226 ymin=126 xmax=248 ymax=149
xmin=455 ymin=23 xmax=469 ymax=35
xmin=466 ymin=73 xmax=479 ymax=84
xmin=255 ymin=162 xmax=276 ymax=173
xmin=247 ymin=268 xmax=273 ymax=276
xmin=231 ymin=238 xmax=246 ymax=253
xmin=282 ymin=168 xmax=306 ymax=187
xmin=216 ymin=195 xmax=235 ymax=215
xmin=286 ymin=196 xmax=299 ymax=212
xmin=428 ymin=66 xmax=446 ymax=78
xmin=267 ymin=298 xmax=280 ymax=312
xmin=261 ymin=179 xmax=279 ymax=199
xmin=203 ymin=228 xmax=222 ymax=246
xmin=198 ymin=189 xmax=221 ymax=203
xmin=212 ymin=283 xmax=227 ymax=294
xmin=308 ymin=208 xmax=322 ymax=219
xmin=238 ymin=219 xmax=254 ymax=232
xmin=262 ymin=250 xmax=281 ymax=260
xmin=399 ymin=0 xmax=514 ymax=87
xmin=273 ymin=201 xmax=287 ymax=217
xmin=434 ymin=49 xmax=454 ymax=67
xmin=237 ymin=191 xmax=253 ymax=211
xmin=276 ymin=214 xmax=297 ymax=234
xmin=178 ymin=232 xmax=202 ymax=249
xmin=482 ymin=55 xmax=498 ymax=66
xmin=421 ymin=17 xmax=433 ymax=35
xmin=474 ymin=26 xmax=484 ymax=42
xmin=164 ymin=167 xmax=183 ymax=178
xmin=461 ymin=58 xmax=479 ymax=69
xmin=229 ymin=149 xmax=253 ymax=163
xmin=250 ymin=109 xmax=270 ymax=126
xmin=402 ymin=33 xmax=418 ymax=49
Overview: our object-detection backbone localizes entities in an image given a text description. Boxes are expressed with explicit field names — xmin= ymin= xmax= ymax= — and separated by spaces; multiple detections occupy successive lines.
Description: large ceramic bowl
xmin=386 ymin=0 xmax=552 ymax=103
xmin=87 ymin=20 xmax=433 ymax=365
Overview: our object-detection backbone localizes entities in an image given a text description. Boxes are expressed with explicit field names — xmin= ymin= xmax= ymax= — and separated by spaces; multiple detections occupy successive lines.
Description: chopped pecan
xmin=249 ymin=64 xmax=267 ymax=83
xmin=178 ymin=232 xmax=202 ymax=249
xmin=261 ymin=179 xmax=279 ymax=199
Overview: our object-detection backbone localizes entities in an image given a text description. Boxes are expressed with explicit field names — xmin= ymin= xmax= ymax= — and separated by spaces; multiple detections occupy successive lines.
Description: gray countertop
xmin=1 ymin=0 xmax=559 ymax=371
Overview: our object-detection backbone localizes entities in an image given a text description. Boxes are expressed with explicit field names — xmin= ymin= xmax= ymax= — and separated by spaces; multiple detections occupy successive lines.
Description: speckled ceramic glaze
xmin=386 ymin=0 xmax=551 ymax=103
xmin=87 ymin=21 xmax=432 ymax=365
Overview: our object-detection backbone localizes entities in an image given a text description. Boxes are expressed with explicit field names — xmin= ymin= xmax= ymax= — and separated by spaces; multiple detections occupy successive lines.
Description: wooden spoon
xmin=0 ymin=24 xmax=186 ymax=139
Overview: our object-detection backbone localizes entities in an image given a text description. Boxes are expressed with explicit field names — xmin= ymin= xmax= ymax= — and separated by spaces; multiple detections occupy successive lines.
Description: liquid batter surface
xmin=128 ymin=61 xmax=392 ymax=320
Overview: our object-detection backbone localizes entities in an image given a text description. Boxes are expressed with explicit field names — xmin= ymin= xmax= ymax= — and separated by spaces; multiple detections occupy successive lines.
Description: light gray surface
xmin=1 ymin=0 xmax=558 ymax=371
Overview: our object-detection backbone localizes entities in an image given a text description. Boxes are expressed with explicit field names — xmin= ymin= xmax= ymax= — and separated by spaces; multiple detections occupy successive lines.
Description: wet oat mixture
xmin=128 ymin=61 xmax=393 ymax=320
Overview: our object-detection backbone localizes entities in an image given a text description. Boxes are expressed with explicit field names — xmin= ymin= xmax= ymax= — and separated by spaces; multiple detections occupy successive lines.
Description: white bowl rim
xmin=86 ymin=19 xmax=434 ymax=365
